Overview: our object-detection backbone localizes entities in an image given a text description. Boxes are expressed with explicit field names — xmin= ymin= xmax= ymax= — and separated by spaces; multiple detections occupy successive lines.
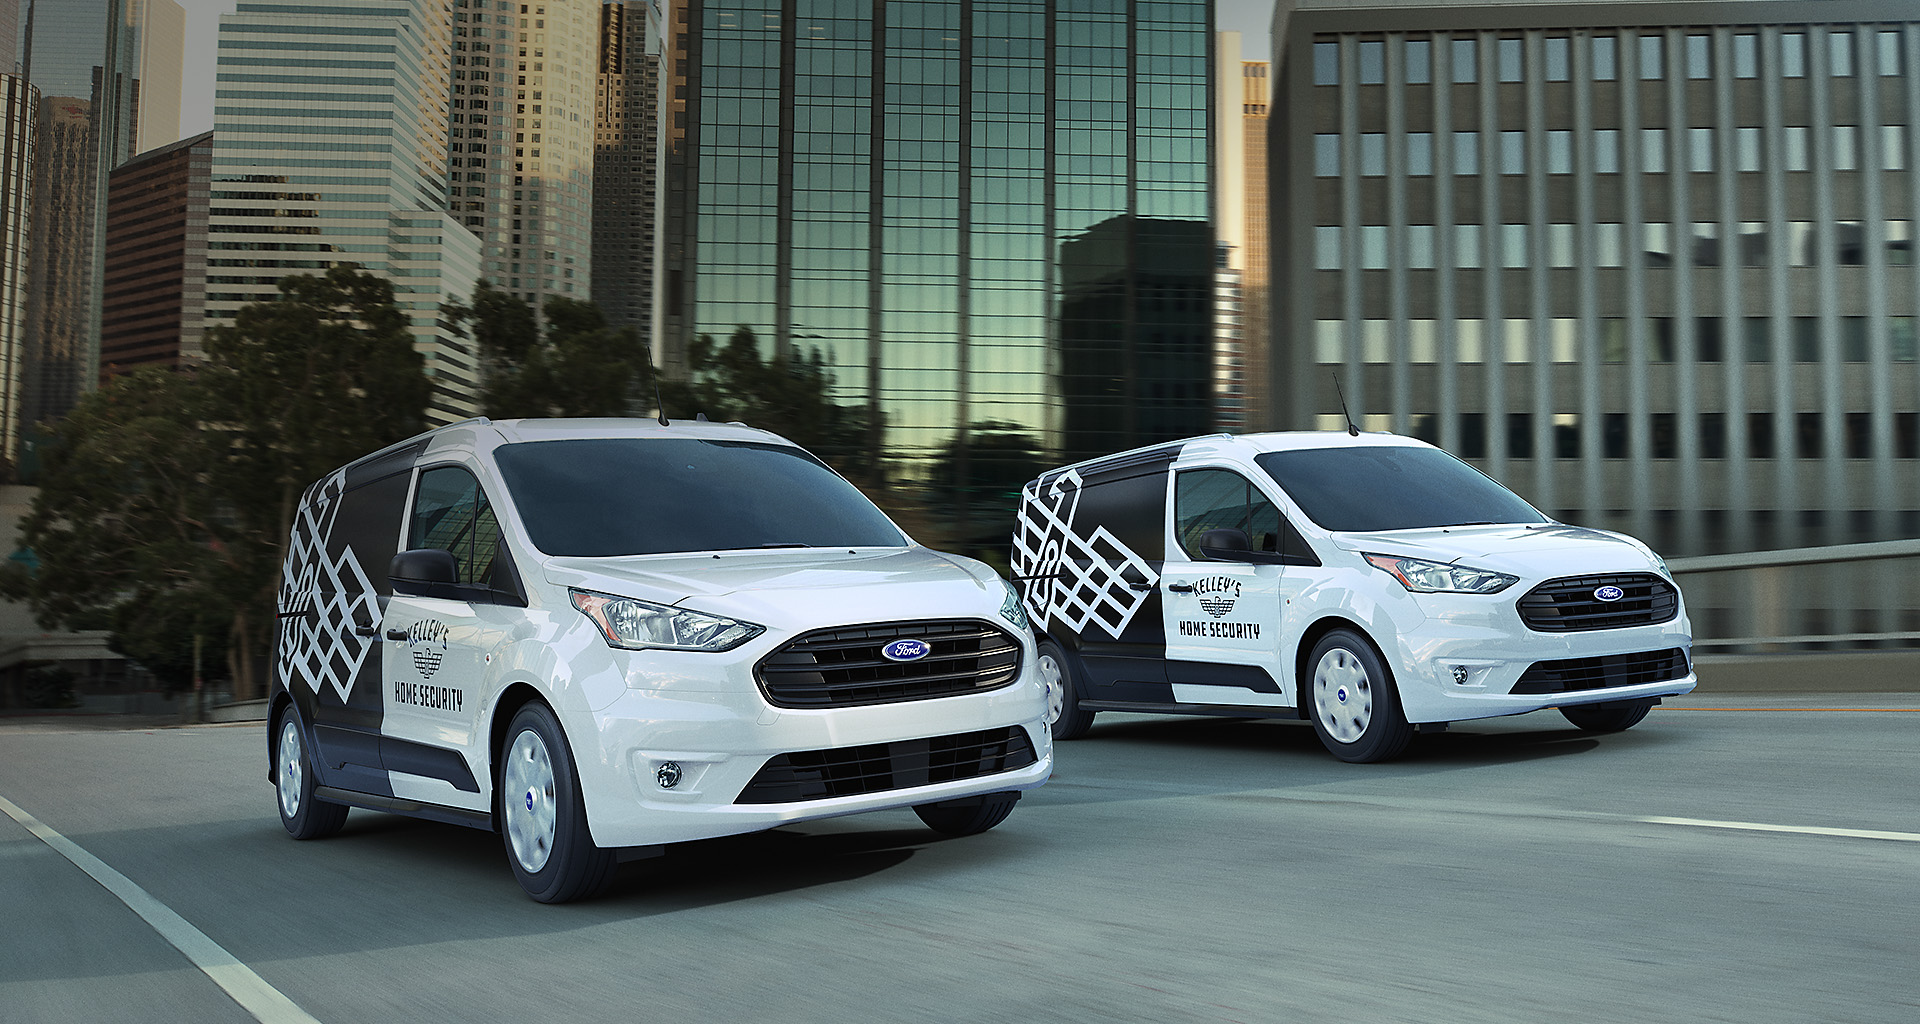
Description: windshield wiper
xmin=752 ymin=542 xmax=812 ymax=548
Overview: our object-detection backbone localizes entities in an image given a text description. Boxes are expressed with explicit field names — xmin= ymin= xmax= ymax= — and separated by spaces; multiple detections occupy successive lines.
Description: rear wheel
xmin=914 ymin=792 xmax=1019 ymax=836
xmin=1037 ymin=639 xmax=1095 ymax=740
xmin=499 ymin=703 xmax=616 ymax=903
xmin=1306 ymin=629 xmax=1414 ymax=763
xmin=275 ymin=711 xmax=347 ymax=840
xmin=1561 ymin=698 xmax=1655 ymax=733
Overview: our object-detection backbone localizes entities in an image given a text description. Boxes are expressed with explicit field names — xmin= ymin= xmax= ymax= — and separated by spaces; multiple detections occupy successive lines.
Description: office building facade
xmin=0 ymin=73 xmax=32 ymax=471
xmin=1270 ymin=0 xmax=1920 ymax=559
xmin=1214 ymin=32 xmax=1272 ymax=433
xmin=209 ymin=0 xmax=482 ymax=423
xmin=101 ymin=130 xmax=209 ymax=379
xmin=449 ymin=0 xmax=598 ymax=312
xmin=591 ymin=0 xmax=660 ymax=339
xmin=663 ymin=0 xmax=1214 ymax=481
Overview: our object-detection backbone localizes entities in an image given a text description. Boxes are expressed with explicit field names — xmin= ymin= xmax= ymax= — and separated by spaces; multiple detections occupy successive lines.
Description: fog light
xmin=1450 ymin=665 xmax=1471 ymax=685
xmin=656 ymin=761 xmax=683 ymax=789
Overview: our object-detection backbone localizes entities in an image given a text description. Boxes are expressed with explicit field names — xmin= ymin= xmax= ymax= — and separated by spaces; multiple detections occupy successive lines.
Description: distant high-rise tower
xmin=208 ymin=0 xmax=482 ymax=424
xmin=101 ymin=130 xmax=209 ymax=380
xmin=0 ymin=72 xmax=34 ymax=471
xmin=449 ymin=0 xmax=598 ymax=311
xmin=16 ymin=0 xmax=182 ymax=460
xmin=128 ymin=0 xmax=183 ymax=152
xmin=591 ymin=1 xmax=660 ymax=340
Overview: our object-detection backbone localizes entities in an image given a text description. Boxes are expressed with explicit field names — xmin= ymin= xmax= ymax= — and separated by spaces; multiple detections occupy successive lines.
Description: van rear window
xmin=493 ymin=438 xmax=908 ymax=556
xmin=1256 ymin=446 xmax=1547 ymax=532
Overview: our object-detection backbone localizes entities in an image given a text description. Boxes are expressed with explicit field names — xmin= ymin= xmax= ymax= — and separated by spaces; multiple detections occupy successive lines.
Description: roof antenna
xmin=654 ymin=381 xmax=669 ymax=426
xmin=1332 ymin=373 xmax=1361 ymax=437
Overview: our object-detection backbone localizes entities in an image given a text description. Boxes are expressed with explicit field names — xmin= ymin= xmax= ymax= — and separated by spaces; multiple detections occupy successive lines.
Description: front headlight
xmin=570 ymin=589 xmax=764 ymax=652
xmin=999 ymin=578 xmax=1030 ymax=632
xmin=1363 ymin=553 xmax=1518 ymax=595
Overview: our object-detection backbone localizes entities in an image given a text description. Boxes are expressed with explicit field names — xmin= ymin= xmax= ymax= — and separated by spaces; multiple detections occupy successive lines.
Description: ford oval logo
xmin=882 ymin=639 xmax=931 ymax=662
xmin=1593 ymin=585 xmax=1625 ymax=602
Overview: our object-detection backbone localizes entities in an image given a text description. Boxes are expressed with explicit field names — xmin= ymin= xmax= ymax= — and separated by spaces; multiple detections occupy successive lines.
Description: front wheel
xmin=499 ymin=703 xmax=617 ymax=903
xmin=914 ymin=792 xmax=1019 ymax=836
xmin=1561 ymin=698 xmax=1655 ymax=733
xmin=275 ymin=711 xmax=347 ymax=840
xmin=1306 ymin=629 xmax=1414 ymax=763
xmin=1037 ymin=639 xmax=1095 ymax=740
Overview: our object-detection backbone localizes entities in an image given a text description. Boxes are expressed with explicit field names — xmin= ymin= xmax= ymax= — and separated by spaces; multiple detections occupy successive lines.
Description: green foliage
xmin=664 ymin=326 xmax=876 ymax=477
xmin=7 ymin=266 xmax=431 ymax=700
xmin=465 ymin=284 xmax=650 ymax=418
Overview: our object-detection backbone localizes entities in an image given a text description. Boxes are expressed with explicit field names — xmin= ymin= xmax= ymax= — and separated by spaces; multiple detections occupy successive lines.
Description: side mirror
xmin=1197 ymin=528 xmax=1253 ymax=561
xmin=390 ymin=548 xmax=457 ymax=596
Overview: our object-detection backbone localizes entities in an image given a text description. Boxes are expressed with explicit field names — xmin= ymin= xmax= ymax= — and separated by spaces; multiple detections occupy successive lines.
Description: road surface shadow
xmin=1073 ymin=713 xmax=1615 ymax=770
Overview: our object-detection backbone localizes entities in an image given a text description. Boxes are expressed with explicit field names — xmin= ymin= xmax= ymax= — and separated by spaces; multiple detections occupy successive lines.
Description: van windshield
xmin=1255 ymin=445 xmax=1548 ymax=533
xmin=492 ymin=438 xmax=908 ymax=556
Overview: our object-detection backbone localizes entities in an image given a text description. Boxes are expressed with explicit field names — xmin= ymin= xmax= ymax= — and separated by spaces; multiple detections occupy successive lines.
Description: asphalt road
xmin=3 ymin=694 xmax=1917 ymax=1024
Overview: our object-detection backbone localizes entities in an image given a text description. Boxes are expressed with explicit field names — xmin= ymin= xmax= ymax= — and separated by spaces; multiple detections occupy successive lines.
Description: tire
xmin=275 ymin=710 xmax=347 ymax=840
xmin=914 ymin=791 xmax=1020 ymax=837
xmin=498 ymin=703 xmax=617 ymax=903
xmin=1561 ymin=698 xmax=1655 ymax=733
xmin=1037 ymin=638 xmax=1096 ymax=740
xmin=1305 ymin=629 xmax=1414 ymax=763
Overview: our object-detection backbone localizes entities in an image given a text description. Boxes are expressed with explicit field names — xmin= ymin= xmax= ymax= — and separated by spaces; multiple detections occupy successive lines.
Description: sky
xmin=173 ymin=0 xmax=1275 ymax=139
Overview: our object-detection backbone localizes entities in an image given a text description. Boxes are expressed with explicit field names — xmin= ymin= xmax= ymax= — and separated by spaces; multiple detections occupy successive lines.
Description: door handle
xmin=352 ymin=624 xmax=380 ymax=638
xmin=1167 ymin=582 xmax=1195 ymax=594
xmin=1129 ymin=582 xmax=1155 ymax=591
xmin=385 ymin=628 xmax=409 ymax=641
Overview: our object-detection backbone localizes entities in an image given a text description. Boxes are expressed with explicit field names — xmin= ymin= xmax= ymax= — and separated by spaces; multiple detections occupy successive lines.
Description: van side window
xmin=409 ymin=466 xmax=501 ymax=587
xmin=332 ymin=472 xmax=412 ymax=598
xmin=1176 ymin=470 xmax=1283 ymax=558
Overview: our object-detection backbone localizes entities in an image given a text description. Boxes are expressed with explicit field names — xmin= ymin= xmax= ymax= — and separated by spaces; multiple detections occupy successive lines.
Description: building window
xmin=1548 ymin=129 xmax=1572 ymax=173
xmin=1744 ymin=317 xmax=1773 ymax=362
xmin=1545 ymin=36 xmax=1570 ymax=81
xmin=1880 ymin=31 xmax=1903 ymax=77
xmin=1452 ymin=37 xmax=1477 ymax=83
xmin=1315 ymin=134 xmax=1340 ymax=176
xmin=1314 ymin=41 xmax=1339 ymax=86
xmin=1549 ymin=223 xmax=1575 ymax=266
xmin=1689 ymin=127 xmax=1714 ymax=172
xmin=1686 ymin=34 xmax=1710 ymax=78
xmin=1596 ymin=222 xmax=1623 ymax=266
xmin=1736 ymin=127 xmax=1762 ymax=172
xmin=1316 ymin=225 xmax=1342 ymax=269
xmin=1739 ymin=222 xmax=1768 ymax=266
xmin=1456 ymin=223 xmax=1481 ymax=268
xmin=1782 ymin=32 xmax=1807 ymax=77
xmin=1405 ymin=38 xmax=1432 ymax=84
xmin=1361 ymin=225 xmax=1389 ymax=268
xmin=1592 ymin=35 xmax=1617 ymax=81
xmin=1883 ymin=126 xmax=1907 ymax=172
xmin=1785 ymin=126 xmax=1811 ymax=171
xmin=1316 ymin=320 xmax=1342 ymax=362
xmin=1453 ymin=130 xmax=1478 ymax=175
xmin=1595 ymin=128 xmax=1620 ymax=173
xmin=1361 ymin=133 xmax=1386 ymax=176
xmin=1734 ymin=33 xmax=1759 ymax=78
xmin=1408 ymin=224 xmax=1435 ymax=268
xmin=1498 ymin=37 xmax=1522 ymax=82
xmin=1643 ymin=127 xmax=1667 ymax=173
xmin=1639 ymin=34 xmax=1663 ymax=79
xmin=1834 ymin=125 xmax=1858 ymax=171
xmin=1408 ymin=132 xmax=1433 ymax=176
xmin=1501 ymin=223 xmax=1527 ymax=267
xmin=1500 ymin=130 xmax=1525 ymax=174
xmin=1360 ymin=39 xmax=1385 ymax=84
xmin=1829 ymin=30 xmax=1854 ymax=77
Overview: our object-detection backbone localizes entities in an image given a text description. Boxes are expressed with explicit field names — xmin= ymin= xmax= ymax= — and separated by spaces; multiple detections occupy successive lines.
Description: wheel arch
xmin=266 ymin=690 xmax=297 ymax=784
xmin=1293 ymin=615 xmax=1391 ymax=712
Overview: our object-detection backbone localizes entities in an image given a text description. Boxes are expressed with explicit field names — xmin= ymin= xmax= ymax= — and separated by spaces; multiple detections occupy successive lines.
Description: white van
xmin=1012 ymin=431 xmax=1695 ymax=762
xmin=271 ymin=418 xmax=1049 ymax=901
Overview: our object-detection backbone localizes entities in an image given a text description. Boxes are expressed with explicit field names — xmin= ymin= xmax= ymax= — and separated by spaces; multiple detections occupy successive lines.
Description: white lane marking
xmin=1639 ymin=815 xmax=1920 ymax=843
xmin=0 ymin=793 xmax=323 ymax=1024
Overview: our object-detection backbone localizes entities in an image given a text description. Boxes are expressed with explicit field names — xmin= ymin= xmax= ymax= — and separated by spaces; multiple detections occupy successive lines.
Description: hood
xmin=1330 ymin=523 xmax=1663 ymax=579
xmin=540 ymin=546 xmax=1009 ymax=626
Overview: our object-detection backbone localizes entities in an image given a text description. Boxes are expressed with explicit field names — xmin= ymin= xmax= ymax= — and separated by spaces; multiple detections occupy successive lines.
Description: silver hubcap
xmin=1313 ymin=647 xmax=1373 ymax=744
xmin=277 ymin=719 xmax=303 ymax=819
xmin=503 ymin=728 xmax=557 ymax=873
xmin=1038 ymin=652 xmax=1065 ymax=726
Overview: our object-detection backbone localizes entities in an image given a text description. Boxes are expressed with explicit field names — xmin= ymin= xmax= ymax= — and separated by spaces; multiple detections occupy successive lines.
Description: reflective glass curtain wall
xmin=666 ymin=0 xmax=1213 ymax=480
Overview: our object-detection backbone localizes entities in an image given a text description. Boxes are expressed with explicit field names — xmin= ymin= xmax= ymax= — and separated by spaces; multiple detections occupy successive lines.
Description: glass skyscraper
xmin=663 ymin=0 xmax=1214 ymax=489
xmin=208 ymin=0 xmax=482 ymax=423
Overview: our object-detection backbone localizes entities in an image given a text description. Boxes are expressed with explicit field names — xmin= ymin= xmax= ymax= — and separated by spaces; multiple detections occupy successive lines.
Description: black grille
xmin=756 ymin=619 xmax=1021 ymax=708
xmin=1516 ymin=573 xmax=1679 ymax=632
xmin=735 ymin=727 xmax=1037 ymax=804
xmin=1511 ymin=648 xmax=1691 ymax=695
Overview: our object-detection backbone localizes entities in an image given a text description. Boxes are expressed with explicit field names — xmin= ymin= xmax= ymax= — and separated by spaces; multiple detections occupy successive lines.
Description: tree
xmin=664 ymin=326 xmax=874 ymax=476
xmin=5 ymin=266 xmax=432 ymax=703
xmin=0 ymin=369 xmax=233 ymax=695
xmin=463 ymin=284 xmax=651 ymax=418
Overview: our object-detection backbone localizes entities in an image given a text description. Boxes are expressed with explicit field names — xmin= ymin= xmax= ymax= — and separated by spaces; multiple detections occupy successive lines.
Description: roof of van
xmin=1045 ymin=430 xmax=1432 ymax=479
